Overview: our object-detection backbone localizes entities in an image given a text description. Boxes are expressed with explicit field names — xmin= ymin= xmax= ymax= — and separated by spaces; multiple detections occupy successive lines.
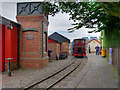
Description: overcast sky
xmin=0 ymin=1 xmax=101 ymax=41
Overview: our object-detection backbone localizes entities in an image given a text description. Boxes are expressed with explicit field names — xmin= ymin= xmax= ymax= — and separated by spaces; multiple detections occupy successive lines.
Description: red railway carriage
xmin=71 ymin=39 xmax=86 ymax=57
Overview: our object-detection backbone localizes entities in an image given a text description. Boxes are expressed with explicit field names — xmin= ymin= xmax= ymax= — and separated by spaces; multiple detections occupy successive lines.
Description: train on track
xmin=71 ymin=39 xmax=86 ymax=57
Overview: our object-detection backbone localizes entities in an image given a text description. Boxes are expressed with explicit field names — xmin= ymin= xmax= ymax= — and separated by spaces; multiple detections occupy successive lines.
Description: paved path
xmin=78 ymin=54 xmax=118 ymax=88
xmin=66 ymin=53 xmax=119 ymax=88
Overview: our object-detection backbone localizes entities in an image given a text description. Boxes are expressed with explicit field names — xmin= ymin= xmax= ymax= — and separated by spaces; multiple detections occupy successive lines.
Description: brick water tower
xmin=16 ymin=2 xmax=49 ymax=68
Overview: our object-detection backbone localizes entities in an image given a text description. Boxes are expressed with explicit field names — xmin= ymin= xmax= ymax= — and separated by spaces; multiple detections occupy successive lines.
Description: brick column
xmin=16 ymin=14 xmax=49 ymax=68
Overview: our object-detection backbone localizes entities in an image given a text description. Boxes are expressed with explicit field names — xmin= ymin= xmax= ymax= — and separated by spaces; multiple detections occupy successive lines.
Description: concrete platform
xmin=65 ymin=53 xmax=119 ymax=88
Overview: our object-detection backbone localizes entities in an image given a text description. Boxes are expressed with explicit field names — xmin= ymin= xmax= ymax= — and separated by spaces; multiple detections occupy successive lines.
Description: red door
xmin=5 ymin=25 xmax=18 ymax=63
xmin=0 ymin=24 xmax=18 ymax=72
xmin=0 ymin=24 xmax=5 ymax=72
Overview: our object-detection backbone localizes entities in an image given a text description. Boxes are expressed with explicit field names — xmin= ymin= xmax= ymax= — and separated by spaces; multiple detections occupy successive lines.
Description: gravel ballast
xmin=2 ymin=56 xmax=75 ymax=88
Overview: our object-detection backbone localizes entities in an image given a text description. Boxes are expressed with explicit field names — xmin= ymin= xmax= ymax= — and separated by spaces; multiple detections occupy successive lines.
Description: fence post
xmin=5 ymin=58 xmax=13 ymax=76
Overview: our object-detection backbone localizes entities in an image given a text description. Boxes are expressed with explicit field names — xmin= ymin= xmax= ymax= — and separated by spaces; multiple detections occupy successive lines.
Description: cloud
xmin=1 ymin=2 xmax=17 ymax=22
xmin=0 ymin=3 xmax=2 ymax=14
xmin=48 ymin=13 xmax=101 ymax=41
xmin=48 ymin=12 xmax=74 ymax=32
xmin=1 ymin=2 xmax=101 ymax=42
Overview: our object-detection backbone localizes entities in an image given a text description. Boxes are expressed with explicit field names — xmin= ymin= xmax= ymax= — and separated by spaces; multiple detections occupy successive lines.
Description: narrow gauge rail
xmin=24 ymin=58 xmax=76 ymax=90
xmin=46 ymin=59 xmax=83 ymax=89
xmin=24 ymin=58 xmax=83 ymax=90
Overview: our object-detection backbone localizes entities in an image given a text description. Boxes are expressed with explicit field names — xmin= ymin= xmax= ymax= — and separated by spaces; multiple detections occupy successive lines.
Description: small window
xmin=75 ymin=40 xmax=79 ymax=44
xmin=44 ymin=32 xmax=47 ymax=52
xmin=81 ymin=40 xmax=84 ymax=43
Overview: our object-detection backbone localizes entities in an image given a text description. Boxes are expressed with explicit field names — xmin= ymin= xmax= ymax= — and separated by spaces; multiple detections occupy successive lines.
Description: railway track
xmin=24 ymin=58 xmax=83 ymax=90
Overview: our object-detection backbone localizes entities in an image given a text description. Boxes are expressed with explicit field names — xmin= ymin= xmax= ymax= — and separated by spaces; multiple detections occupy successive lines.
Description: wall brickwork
xmin=5 ymin=61 xmax=18 ymax=71
xmin=61 ymin=42 xmax=69 ymax=55
xmin=56 ymin=43 xmax=60 ymax=56
xmin=16 ymin=14 xmax=49 ymax=68
xmin=48 ymin=42 xmax=60 ymax=60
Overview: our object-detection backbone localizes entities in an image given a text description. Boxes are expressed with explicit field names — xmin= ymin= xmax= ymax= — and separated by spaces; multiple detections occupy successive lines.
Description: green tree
xmin=43 ymin=1 xmax=120 ymax=32
xmin=98 ymin=2 xmax=120 ymax=18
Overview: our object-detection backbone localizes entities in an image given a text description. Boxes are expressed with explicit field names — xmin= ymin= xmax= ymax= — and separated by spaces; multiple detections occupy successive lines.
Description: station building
xmin=87 ymin=39 xmax=101 ymax=53
xmin=0 ymin=2 xmax=49 ymax=72
xmin=48 ymin=32 xmax=70 ymax=60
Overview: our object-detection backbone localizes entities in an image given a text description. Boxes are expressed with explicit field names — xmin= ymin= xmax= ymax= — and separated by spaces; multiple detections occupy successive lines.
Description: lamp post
xmin=5 ymin=58 xmax=13 ymax=76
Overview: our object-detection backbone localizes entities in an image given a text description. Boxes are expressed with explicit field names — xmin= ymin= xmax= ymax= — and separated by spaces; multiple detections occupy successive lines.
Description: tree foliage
xmin=42 ymin=1 xmax=120 ymax=32
xmin=98 ymin=2 xmax=120 ymax=18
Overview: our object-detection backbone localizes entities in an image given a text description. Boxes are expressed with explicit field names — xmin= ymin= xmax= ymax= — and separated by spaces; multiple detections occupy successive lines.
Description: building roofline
xmin=54 ymin=32 xmax=70 ymax=43
xmin=49 ymin=32 xmax=70 ymax=43
xmin=0 ymin=15 xmax=21 ymax=27
xmin=87 ymin=39 xmax=101 ymax=44
xmin=48 ymin=37 xmax=62 ymax=44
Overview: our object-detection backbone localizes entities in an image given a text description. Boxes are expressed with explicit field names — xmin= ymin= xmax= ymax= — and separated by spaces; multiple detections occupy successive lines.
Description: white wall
xmin=87 ymin=40 xmax=101 ymax=52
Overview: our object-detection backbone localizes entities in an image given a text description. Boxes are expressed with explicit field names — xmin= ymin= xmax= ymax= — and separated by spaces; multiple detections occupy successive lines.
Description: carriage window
xmin=81 ymin=40 xmax=84 ymax=43
xmin=75 ymin=40 xmax=79 ymax=44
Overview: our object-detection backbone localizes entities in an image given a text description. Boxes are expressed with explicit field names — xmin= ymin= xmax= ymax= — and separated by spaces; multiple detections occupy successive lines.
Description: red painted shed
xmin=0 ymin=16 xmax=20 ymax=72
